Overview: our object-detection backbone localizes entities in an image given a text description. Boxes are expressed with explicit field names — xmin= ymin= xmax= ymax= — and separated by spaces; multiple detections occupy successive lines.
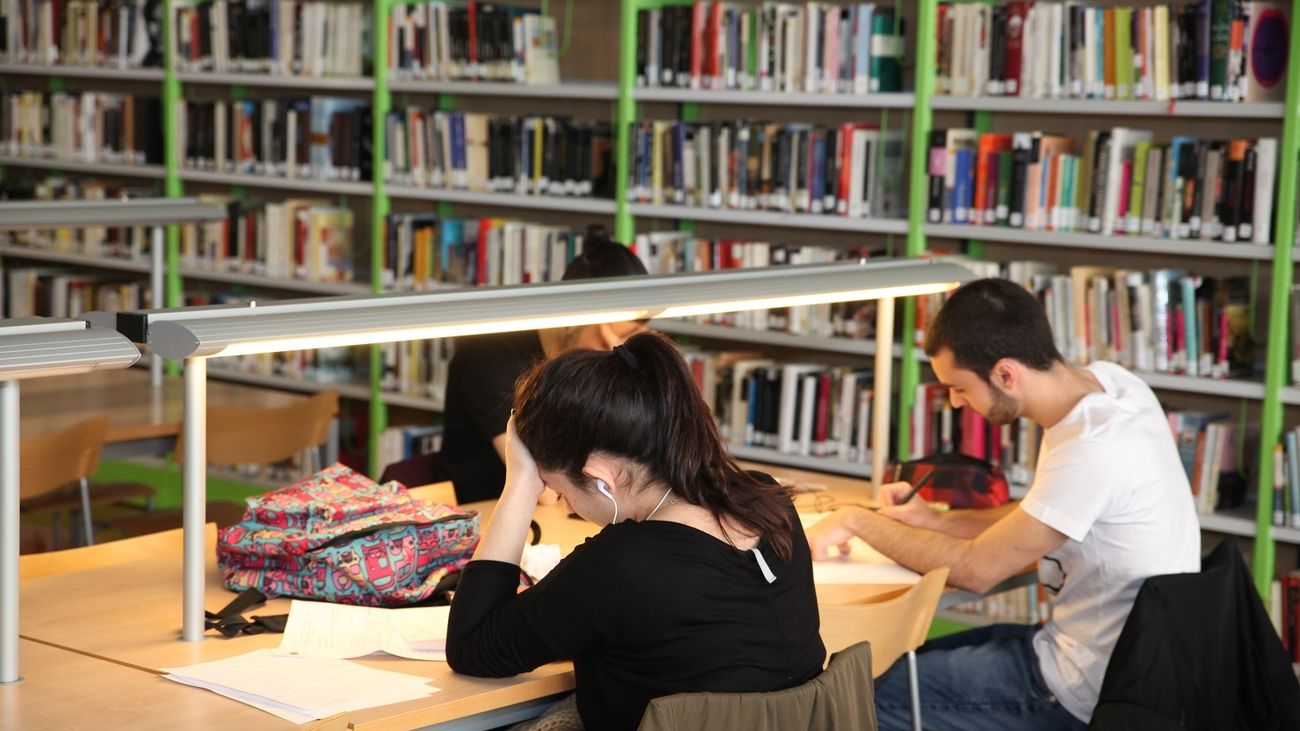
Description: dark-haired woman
xmin=446 ymin=331 xmax=825 ymax=731
xmin=437 ymin=226 xmax=649 ymax=505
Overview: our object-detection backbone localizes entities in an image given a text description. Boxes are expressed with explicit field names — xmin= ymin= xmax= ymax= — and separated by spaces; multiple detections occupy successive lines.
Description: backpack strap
xmin=205 ymin=588 xmax=289 ymax=637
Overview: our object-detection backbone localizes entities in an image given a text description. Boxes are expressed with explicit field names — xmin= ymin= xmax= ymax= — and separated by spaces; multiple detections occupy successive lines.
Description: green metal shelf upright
xmin=1251 ymin=0 xmax=1300 ymax=598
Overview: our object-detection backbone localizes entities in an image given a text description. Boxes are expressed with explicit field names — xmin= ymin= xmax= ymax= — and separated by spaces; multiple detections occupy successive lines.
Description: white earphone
xmin=596 ymin=479 xmax=617 ymax=524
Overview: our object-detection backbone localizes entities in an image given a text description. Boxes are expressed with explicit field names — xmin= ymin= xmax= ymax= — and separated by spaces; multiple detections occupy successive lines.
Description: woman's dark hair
xmin=924 ymin=278 xmax=1063 ymax=382
xmin=513 ymin=331 xmax=795 ymax=560
xmin=561 ymin=225 xmax=648 ymax=280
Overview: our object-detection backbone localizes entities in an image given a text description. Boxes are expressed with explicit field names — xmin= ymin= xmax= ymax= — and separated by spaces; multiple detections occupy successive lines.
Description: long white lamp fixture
xmin=0 ymin=318 xmax=141 ymax=684
xmin=0 ymin=198 xmax=226 ymax=386
xmin=112 ymin=258 xmax=975 ymax=642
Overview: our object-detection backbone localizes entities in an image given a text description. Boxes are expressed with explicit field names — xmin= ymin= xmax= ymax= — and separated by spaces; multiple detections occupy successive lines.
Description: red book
xmin=467 ymin=2 xmax=479 ymax=68
xmin=1004 ymin=2 xmax=1031 ymax=96
xmin=707 ymin=2 xmax=724 ymax=88
xmin=1116 ymin=160 xmax=1133 ymax=233
xmin=475 ymin=217 xmax=490 ymax=286
xmin=690 ymin=2 xmax=708 ymax=89
xmin=975 ymin=134 xmax=1013 ymax=225
xmin=1174 ymin=307 xmax=1186 ymax=370
xmin=814 ymin=372 xmax=833 ymax=454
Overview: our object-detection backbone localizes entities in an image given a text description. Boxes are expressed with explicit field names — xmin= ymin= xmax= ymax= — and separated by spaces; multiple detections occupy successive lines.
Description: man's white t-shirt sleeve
xmin=1020 ymin=440 xmax=1122 ymax=542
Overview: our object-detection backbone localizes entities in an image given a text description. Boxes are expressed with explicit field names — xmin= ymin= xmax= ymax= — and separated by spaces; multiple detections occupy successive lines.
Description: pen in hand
xmin=872 ymin=470 xmax=936 ymax=510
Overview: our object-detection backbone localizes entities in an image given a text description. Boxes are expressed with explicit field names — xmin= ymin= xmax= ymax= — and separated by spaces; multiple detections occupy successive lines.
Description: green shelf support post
xmin=897 ymin=0 xmax=940 ymax=463
xmin=162 ymin=0 xmax=183 ymax=377
xmin=614 ymin=0 xmax=640 ymax=244
xmin=1251 ymin=0 xmax=1300 ymax=598
xmin=370 ymin=0 xmax=396 ymax=477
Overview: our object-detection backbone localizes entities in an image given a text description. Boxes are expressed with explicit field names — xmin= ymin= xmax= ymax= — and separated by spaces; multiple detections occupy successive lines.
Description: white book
xmin=1101 ymin=128 xmax=1153 ymax=235
xmin=778 ymin=364 xmax=824 ymax=454
xmin=1252 ymin=138 xmax=1278 ymax=244
xmin=798 ymin=373 xmax=819 ymax=457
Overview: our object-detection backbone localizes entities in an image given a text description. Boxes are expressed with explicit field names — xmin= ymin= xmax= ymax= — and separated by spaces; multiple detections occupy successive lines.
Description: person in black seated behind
xmin=438 ymin=227 xmax=649 ymax=504
xmin=446 ymin=332 xmax=826 ymax=731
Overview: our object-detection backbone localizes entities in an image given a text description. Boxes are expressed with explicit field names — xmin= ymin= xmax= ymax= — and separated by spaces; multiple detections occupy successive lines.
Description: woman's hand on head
xmin=503 ymin=416 xmax=545 ymax=499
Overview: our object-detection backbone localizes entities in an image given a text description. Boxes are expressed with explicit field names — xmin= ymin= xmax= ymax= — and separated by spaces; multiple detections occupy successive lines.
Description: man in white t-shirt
xmin=806 ymin=278 xmax=1200 ymax=730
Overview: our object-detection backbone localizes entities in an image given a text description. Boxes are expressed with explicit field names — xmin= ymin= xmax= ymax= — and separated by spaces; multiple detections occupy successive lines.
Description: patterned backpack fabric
xmin=217 ymin=464 xmax=480 ymax=607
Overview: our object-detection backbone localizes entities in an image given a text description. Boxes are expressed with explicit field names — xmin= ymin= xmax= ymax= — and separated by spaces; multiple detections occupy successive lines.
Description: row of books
xmin=626 ymin=120 xmax=907 ymax=217
xmin=917 ymin=259 xmax=1256 ymax=380
xmin=0 ymin=91 xmax=162 ymax=165
xmin=381 ymin=215 xmax=588 ymax=291
xmin=1271 ymin=574 xmax=1300 ymax=664
xmin=375 ymin=424 xmax=443 ymax=477
xmin=384 ymin=109 xmax=614 ymax=197
xmin=0 ymin=175 xmax=156 ymax=258
xmin=683 ymin=351 xmax=879 ymax=465
xmin=1 ymin=0 xmax=157 ymax=68
xmin=178 ymin=195 xmax=356 ymax=283
xmin=635 ymin=2 xmax=903 ymax=94
xmin=177 ymin=97 xmax=371 ymax=182
xmin=926 ymin=127 xmax=1279 ymax=244
xmin=171 ymin=0 xmax=367 ymax=77
xmin=937 ymin=1 xmax=1290 ymax=102
xmin=1172 ymin=410 xmax=1248 ymax=515
xmin=1273 ymin=427 xmax=1300 ymax=529
xmin=944 ymin=585 xmax=1048 ymax=626
xmin=911 ymin=381 xmax=1041 ymax=487
xmin=2 ymin=265 xmax=151 ymax=319
xmin=633 ymin=231 xmax=875 ymax=339
xmin=388 ymin=1 xmax=559 ymax=84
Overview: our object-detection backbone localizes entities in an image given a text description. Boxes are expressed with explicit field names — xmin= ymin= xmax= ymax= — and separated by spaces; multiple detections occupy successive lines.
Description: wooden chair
xmin=818 ymin=567 xmax=951 ymax=731
xmin=19 ymin=417 xmax=153 ymax=547
xmin=177 ymin=390 xmax=340 ymax=471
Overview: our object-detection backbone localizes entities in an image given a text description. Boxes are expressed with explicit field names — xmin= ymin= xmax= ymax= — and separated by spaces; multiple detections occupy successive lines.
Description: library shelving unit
xmin=4 ymin=0 xmax=1300 ymax=595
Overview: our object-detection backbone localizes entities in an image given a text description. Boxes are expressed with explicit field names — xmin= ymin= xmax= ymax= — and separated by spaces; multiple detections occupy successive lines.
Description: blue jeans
xmin=874 ymin=623 xmax=1088 ymax=731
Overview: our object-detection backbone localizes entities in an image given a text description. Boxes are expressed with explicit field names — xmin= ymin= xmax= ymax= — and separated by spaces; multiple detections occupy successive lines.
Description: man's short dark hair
xmin=561 ymin=225 xmax=648 ymax=280
xmin=924 ymin=278 xmax=1063 ymax=381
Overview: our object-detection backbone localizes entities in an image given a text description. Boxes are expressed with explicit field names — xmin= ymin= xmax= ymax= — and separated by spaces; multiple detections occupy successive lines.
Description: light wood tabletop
xmin=14 ymin=470 xmax=1026 ymax=729
xmin=20 ymin=368 xmax=308 ymax=443
xmin=1 ymin=638 xmax=300 ymax=731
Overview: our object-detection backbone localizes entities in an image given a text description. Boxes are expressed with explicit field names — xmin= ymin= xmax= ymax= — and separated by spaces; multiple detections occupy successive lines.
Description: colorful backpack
xmin=217 ymin=464 xmax=479 ymax=607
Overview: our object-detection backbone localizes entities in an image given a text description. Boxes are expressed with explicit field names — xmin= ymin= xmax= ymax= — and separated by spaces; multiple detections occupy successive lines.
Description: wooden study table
xmin=15 ymin=467 xmax=1031 ymax=730
xmin=20 ymin=368 xmax=310 ymax=460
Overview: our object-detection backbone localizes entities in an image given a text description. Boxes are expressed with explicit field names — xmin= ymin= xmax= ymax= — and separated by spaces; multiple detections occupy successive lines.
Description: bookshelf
xmin=4 ymin=0 xmax=1300 ymax=592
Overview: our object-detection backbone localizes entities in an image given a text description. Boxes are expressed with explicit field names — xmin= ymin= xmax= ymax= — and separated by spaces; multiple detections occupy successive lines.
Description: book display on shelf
xmin=926 ymin=126 xmax=1279 ymax=245
xmin=171 ymin=0 xmax=368 ymax=77
xmin=1 ymin=90 xmax=163 ymax=165
xmin=178 ymin=195 xmax=356 ymax=283
xmin=635 ymin=2 xmax=903 ymax=94
xmin=382 ymin=215 xmax=588 ymax=290
xmin=2 ymin=265 xmax=151 ymax=317
xmin=626 ymin=119 xmax=906 ymax=218
xmin=388 ymin=1 xmax=559 ymax=84
xmin=936 ymin=0 xmax=1291 ymax=103
xmin=384 ymin=109 xmax=614 ymax=198
xmin=1170 ymin=409 xmax=1251 ymax=515
xmin=1 ymin=0 xmax=158 ymax=68
xmin=177 ymin=97 xmax=372 ymax=182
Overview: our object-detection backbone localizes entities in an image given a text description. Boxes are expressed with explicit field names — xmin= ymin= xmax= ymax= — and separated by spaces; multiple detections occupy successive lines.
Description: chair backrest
xmin=176 ymin=390 xmax=339 ymax=466
xmin=637 ymin=641 xmax=877 ymax=731
xmin=19 ymin=417 xmax=110 ymax=500
xmin=818 ymin=566 xmax=950 ymax=678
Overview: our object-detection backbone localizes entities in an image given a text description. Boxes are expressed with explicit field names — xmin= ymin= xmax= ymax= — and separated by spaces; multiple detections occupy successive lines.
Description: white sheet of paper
xmin=801 ymin=512 xmax=922 ymax=585
xmin=278 ymin=600 xmax=452 ymax=661
xmin=162 ymin=649 xmax=439 ymax=721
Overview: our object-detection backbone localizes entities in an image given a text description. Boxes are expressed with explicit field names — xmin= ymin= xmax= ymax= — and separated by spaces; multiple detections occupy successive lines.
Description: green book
xmin=1209 ymin=0 xmax=1233 ymax=100
xmin=995 ymin=151 xmax=1013 ymax=226
xmin=1128 ymin=140 xmax=1151 ymax=234
xmin=1115 ymin=8 xmax=1134 ymax=99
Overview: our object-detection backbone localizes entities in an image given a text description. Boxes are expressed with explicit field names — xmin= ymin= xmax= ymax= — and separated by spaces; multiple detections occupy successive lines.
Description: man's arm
xmin=897 ymin=501 xmax=1021 ymax=539
xmin=806 ymin=505 xmax=1067 ymax=593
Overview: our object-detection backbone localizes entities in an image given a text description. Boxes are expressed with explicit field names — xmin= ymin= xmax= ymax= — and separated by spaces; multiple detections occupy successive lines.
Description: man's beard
xmin=985 ymin=384 xmax=1021 ymax=425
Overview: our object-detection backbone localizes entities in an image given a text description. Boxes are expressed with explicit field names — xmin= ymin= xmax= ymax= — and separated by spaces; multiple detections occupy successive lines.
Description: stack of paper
xmin=800 ymin=512 xmax=922 ymax=585
xmin=278 ymin=600 xmax=451 ymax=661
xmin=162 ymin=649 xmax=439 ymax=724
